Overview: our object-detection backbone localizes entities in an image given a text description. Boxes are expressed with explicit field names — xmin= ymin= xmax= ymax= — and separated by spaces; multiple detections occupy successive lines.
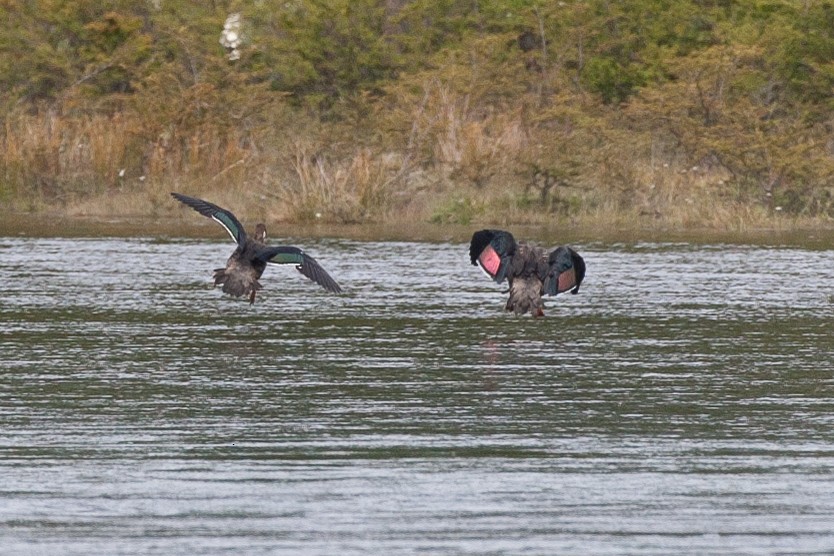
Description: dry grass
xmin=279 ymin=143 xmax=408 ymax=224
xmin=400 ymin=83 xmax=527 ymax=190
xmin=1 ymin=108 xmax=253 ymax=213
xmin=428 ymin=88 xmax=526 ymax=188
xmin=3 ymin=94 xmax=832 ymax=234
xmin=1 ymin=112 xmax=126 ymax=205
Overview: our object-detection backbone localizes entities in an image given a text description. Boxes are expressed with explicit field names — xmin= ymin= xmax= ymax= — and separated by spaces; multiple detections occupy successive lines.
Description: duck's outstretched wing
xmin=469 ymin=229 xmax=517 ymax=283
xmin=543 ymin=246 xmax=585 ymax=296
xmin=257 ymin=246 xmax=342 ymax=294
xmin=171 ymin=192 xmax=247 ymax=246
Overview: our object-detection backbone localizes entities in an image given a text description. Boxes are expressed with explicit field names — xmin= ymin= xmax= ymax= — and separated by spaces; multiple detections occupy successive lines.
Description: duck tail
xmin=505 ymin=276 xmax=545 ymax=317
xmin=212 ymin=268 xmax=262 ymax=300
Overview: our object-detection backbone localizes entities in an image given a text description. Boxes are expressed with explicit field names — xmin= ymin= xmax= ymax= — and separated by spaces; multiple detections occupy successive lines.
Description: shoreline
xmin=2 ymin=212 xmax=832 ymax=248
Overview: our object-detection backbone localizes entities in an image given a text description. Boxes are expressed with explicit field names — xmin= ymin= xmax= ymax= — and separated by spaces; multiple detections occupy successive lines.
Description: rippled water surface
xmin=1 ymin=235 xmax=833 ymax=555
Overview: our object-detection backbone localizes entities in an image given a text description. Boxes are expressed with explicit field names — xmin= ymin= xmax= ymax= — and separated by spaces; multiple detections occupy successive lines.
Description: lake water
xmin=1 ymin=235 xmax=833 ymax=555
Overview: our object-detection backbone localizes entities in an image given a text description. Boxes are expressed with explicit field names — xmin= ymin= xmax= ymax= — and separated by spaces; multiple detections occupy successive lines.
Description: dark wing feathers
xmin=171 ymin=192 xmax=246 ymax=246
xmin=543 ymin=246 xmax=585 ymax=296
xmin=258 ymin=246 xmax=342 ymax=294
xmin=569 ymin=249 xmax=586 ymax=294
xmin=469 ymin=229 xmax=517 ymax=283
xmin=296 ymin=253 xmax=342 ymax=294
xmin=471 ymin=228 xmax=586 ymax=298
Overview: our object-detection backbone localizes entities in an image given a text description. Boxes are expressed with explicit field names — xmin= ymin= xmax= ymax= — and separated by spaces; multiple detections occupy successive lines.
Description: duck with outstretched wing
xmin=172 ymin=192 xmax=341 ymax=304
xmin=469 ymin=229 xmax=584 ymax=317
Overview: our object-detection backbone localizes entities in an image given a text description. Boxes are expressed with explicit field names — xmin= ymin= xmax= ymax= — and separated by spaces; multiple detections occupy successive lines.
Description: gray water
xmin=1 ymin=236 xmax=833 ymax=555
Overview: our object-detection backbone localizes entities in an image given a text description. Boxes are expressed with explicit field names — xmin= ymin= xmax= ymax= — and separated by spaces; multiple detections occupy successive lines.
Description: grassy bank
xmin=4 ymin=211 xmax=834 ymax=252
xmin=3 ymin=1 xmax=834 ymax=233
xmin=4 ymin=97 xmax=832 ymax=234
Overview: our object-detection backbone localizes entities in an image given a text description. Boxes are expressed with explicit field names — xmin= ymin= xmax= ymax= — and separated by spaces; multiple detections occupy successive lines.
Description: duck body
xmin=172 ymin=193 xmax=341 ymax=303
xmin=214 ymin=241 xmax=267 ymax=301
xmin=469 ymin=229 xmax=585 ymax=317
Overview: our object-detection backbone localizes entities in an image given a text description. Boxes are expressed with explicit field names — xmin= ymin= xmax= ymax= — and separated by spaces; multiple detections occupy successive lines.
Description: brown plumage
xmin=469 ymin=229 xmax=585 ymax=317
xmin=172 ymin=193 xmax=341 ymax=304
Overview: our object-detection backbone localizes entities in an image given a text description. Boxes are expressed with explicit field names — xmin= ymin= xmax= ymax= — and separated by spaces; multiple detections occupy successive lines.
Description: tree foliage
xmin=1 ymin=0 xmax=834 ymax=219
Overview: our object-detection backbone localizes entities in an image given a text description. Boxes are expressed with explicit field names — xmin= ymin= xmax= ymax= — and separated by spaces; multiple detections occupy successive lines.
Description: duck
xmin=469 ymin=229 xmax=585 ymax=317
xmin=172 ymin=192 xmax=341 ymax=303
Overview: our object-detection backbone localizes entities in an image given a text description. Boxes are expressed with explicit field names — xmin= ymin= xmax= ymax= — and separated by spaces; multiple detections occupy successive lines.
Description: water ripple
xmin=1 ymin=237 xmax=833 ymax=554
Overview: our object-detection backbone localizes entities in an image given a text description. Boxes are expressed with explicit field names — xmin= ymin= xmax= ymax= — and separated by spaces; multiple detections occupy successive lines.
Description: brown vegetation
xmin=2 ymin=1 xmax=834 ymax=233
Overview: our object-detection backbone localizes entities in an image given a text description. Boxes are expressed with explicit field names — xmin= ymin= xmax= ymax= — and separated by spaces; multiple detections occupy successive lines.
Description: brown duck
xmin=469 ymin=229 xmax=585 ymax=317
xmin=172 ymin=193 xmax=341 ymax=303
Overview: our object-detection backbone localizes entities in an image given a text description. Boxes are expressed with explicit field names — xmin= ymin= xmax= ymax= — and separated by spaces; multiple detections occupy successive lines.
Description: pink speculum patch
xmin=558 ymin=268 xmax=576 ymax=292
xmin=479 ymin=245 xmax=501 ymax=277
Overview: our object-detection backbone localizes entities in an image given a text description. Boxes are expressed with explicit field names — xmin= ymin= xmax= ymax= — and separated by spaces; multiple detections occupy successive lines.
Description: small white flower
xmin=220 ymin=13 xmax=244 ymax=61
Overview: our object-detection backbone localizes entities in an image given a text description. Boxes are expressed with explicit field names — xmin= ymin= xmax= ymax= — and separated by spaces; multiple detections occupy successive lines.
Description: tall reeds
xmin=1 ymin=82 xmax=826 ymax=231
xmin=282 ymin=143 xmax=403 ymax=223
xmin=1 ymin=107 xmax=254 ymax=213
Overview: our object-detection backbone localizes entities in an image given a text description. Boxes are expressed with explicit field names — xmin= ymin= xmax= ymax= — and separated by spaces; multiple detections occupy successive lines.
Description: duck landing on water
xmin=469 ymin=229 xmax=585 ymax=317
xmin=172 ymin=192 xmax=342 ymax=304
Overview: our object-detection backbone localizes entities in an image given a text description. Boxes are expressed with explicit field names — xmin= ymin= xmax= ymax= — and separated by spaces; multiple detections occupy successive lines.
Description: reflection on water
xmin=1 ymin=237 xmax=833 ymax=554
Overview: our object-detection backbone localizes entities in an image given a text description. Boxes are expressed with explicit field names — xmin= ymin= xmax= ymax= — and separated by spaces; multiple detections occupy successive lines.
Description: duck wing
xmin=257 ymin=246 xmax=342 ymax=294
xmin=469 ymin=229 xmax=517 ymax=283
xmin=172 ymin=192 xmax=247 ymax=246
xmin=542 ymin=246 xmax=585 ymax=296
